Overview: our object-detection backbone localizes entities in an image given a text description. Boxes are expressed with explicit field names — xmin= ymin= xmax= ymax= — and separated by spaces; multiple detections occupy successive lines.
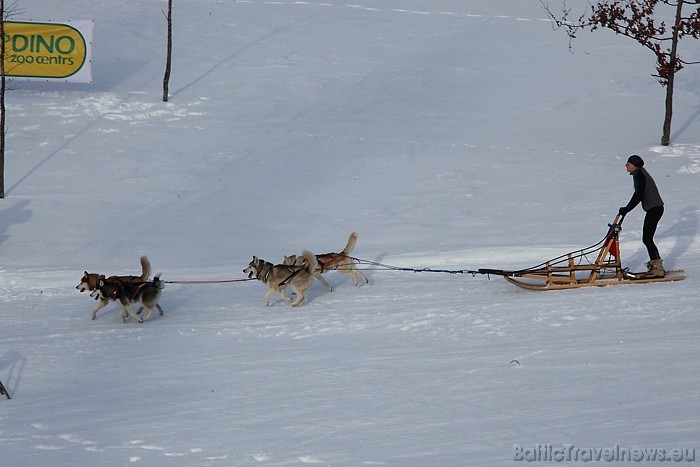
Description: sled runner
xmin=477 ymin=214 xmax=686 ymax=290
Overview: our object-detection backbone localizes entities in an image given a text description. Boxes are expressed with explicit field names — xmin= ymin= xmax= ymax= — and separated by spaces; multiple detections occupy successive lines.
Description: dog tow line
xmin=345 ymin=257 xmax=480 ymax=276
xmin=164 ymin=278 xmax=255 ymax=285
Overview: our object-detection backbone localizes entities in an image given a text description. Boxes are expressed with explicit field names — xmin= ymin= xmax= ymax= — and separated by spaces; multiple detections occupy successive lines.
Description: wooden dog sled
xmin=477 ymin=214 xmax=686 ymax=290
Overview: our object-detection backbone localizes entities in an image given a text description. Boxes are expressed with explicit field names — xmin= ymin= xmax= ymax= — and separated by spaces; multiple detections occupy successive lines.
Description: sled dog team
xmin=76 ymin=233 xmax=368 ymax=322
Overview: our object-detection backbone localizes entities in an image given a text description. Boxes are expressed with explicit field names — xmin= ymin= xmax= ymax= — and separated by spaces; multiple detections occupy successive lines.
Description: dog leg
xmin=279 ymin=286 xmax=293 ymax=301
xmin=264 ymin=288 xmax=276 ymax=306
xmin=119 ymin=305 xmax=129 ymax=322
xmin=314 ymin=272 xmax=333 ymax=292
xmin=91 ymin=299 xmax=109 ymax=320
xmin=290 ymin=285 xmax=306 ymax=307
xmin=139 ymin=306 xmax=154 ymax=322
xmin=121 ymin=302 xmax=144 ymax=323
xmin=291 ymin=293 xmax=305 ymax=307
xmin=355 ymin=270 xmax=368 ymax=286
xmin=136 ymin=304 xmax=163 ymax=316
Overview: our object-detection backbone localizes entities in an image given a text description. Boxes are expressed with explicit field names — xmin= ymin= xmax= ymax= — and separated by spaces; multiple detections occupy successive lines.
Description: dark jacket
xmin=624 ymin=167 xmax=664 ymax=212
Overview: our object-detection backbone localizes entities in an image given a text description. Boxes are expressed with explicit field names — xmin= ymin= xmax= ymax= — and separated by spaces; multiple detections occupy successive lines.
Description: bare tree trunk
xmin=162 ymin=0 xmax=172 ymax=102
xmin=661 ymin=0 xmax=684 ymax=146
xmin=1 ymin=0 xmax=6 ymax=199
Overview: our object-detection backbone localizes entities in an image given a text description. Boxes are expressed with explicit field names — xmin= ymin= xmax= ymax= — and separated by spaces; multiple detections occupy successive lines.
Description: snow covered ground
xmin=1 ymin=0 xmax=699 ymax=465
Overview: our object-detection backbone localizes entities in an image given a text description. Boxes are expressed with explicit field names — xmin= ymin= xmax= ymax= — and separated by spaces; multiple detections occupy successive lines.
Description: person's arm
xmin=620 ymin=171 xmax=646 ymax=214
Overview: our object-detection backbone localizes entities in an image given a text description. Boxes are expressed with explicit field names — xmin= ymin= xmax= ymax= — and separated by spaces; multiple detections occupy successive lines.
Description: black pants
xmin=643 ymin=206 xmax=664 ymax=260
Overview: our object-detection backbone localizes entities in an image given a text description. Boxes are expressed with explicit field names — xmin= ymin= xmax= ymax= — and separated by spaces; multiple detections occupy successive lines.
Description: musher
xmin=619 ymin=155 xmax=665 ymax=278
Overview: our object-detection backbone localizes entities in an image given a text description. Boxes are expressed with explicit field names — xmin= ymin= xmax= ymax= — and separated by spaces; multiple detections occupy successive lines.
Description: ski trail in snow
xmin=10 ymin=422 xmax=224 ymax=463
xmin=235 ymin=0 xmax=546 ymax=22
xmin=7 ymin=92 xmax=207 ymax=195
xmin=41 ymin=92 xmax=207 ymax=127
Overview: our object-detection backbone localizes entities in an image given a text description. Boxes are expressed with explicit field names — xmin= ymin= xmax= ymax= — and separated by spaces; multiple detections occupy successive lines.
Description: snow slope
xmin=1 ymin=0 xmax=699 ymax=465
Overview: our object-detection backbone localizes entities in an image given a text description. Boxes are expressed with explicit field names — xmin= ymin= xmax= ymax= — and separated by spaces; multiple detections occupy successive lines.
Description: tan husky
xmin=284 ymin=232 xmax=368 ymax=291
xmin=244 ymin=250 xmax=318 ymax=307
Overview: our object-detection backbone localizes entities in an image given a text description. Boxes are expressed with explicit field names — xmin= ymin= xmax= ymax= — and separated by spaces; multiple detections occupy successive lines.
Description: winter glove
xmin=618 ymin=206 xmax=628 ymax=216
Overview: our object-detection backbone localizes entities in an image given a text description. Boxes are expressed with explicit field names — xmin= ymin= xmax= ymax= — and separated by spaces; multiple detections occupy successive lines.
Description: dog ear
xmin=97 ymin=278 xmax=104 ymax=287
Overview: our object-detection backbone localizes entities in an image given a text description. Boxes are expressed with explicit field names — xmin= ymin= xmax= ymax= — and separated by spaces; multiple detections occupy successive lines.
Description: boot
xmin=644 ymin=259 xmax=665 ymax=278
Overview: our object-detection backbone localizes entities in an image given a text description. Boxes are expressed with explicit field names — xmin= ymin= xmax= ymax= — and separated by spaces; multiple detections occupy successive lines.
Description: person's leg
xmin=642 ymin=206 xmax=664 ymax=260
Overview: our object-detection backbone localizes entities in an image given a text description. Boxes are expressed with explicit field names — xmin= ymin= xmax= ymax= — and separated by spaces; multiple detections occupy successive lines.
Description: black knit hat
xmin=627 ymin=155 xmax=644 ymax=168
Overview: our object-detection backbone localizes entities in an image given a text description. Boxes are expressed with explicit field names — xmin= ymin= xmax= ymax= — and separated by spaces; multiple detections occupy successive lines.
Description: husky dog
xmin=284 ymin=232 xmax=368 ymax=290
xmin=244 ymin=250 xmax=318 ymax=307
xmin=93 ymin=275 xmax=165 ymax=323
xmin=282 ymin=253 xmax=332 ymax=291
xmin=76 ymin=256 xmax=152 ymax=320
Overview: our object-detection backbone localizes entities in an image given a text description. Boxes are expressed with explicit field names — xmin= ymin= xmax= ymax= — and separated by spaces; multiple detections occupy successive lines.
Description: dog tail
xmin=301 ymin=250 xmax=318 ymax=273
xmin=139 ymin=256 xmax=152 ymax=281
xmin=341 ymin=232 xmax=359 ymax=257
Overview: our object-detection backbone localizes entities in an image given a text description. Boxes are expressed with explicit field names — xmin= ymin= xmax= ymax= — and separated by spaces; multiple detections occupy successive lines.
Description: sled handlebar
xmin=610 ymin=212 xmax=625 ymax=233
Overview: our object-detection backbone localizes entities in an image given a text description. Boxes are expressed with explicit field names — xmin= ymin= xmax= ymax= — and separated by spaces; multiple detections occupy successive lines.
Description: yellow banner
xmin=3 ymin=20 xmax=93 ymax=83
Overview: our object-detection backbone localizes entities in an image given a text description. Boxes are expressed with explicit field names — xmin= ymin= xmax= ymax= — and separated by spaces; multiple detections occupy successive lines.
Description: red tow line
xmin=164 ymin=278 xmax=254 ymax=285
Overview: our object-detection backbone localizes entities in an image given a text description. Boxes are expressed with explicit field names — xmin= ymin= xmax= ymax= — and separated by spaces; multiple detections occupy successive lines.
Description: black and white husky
xmin=76 ymin=256 xmax=152 ymax=320
xmin=92 ymin=275 xmax=165 ymax=323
